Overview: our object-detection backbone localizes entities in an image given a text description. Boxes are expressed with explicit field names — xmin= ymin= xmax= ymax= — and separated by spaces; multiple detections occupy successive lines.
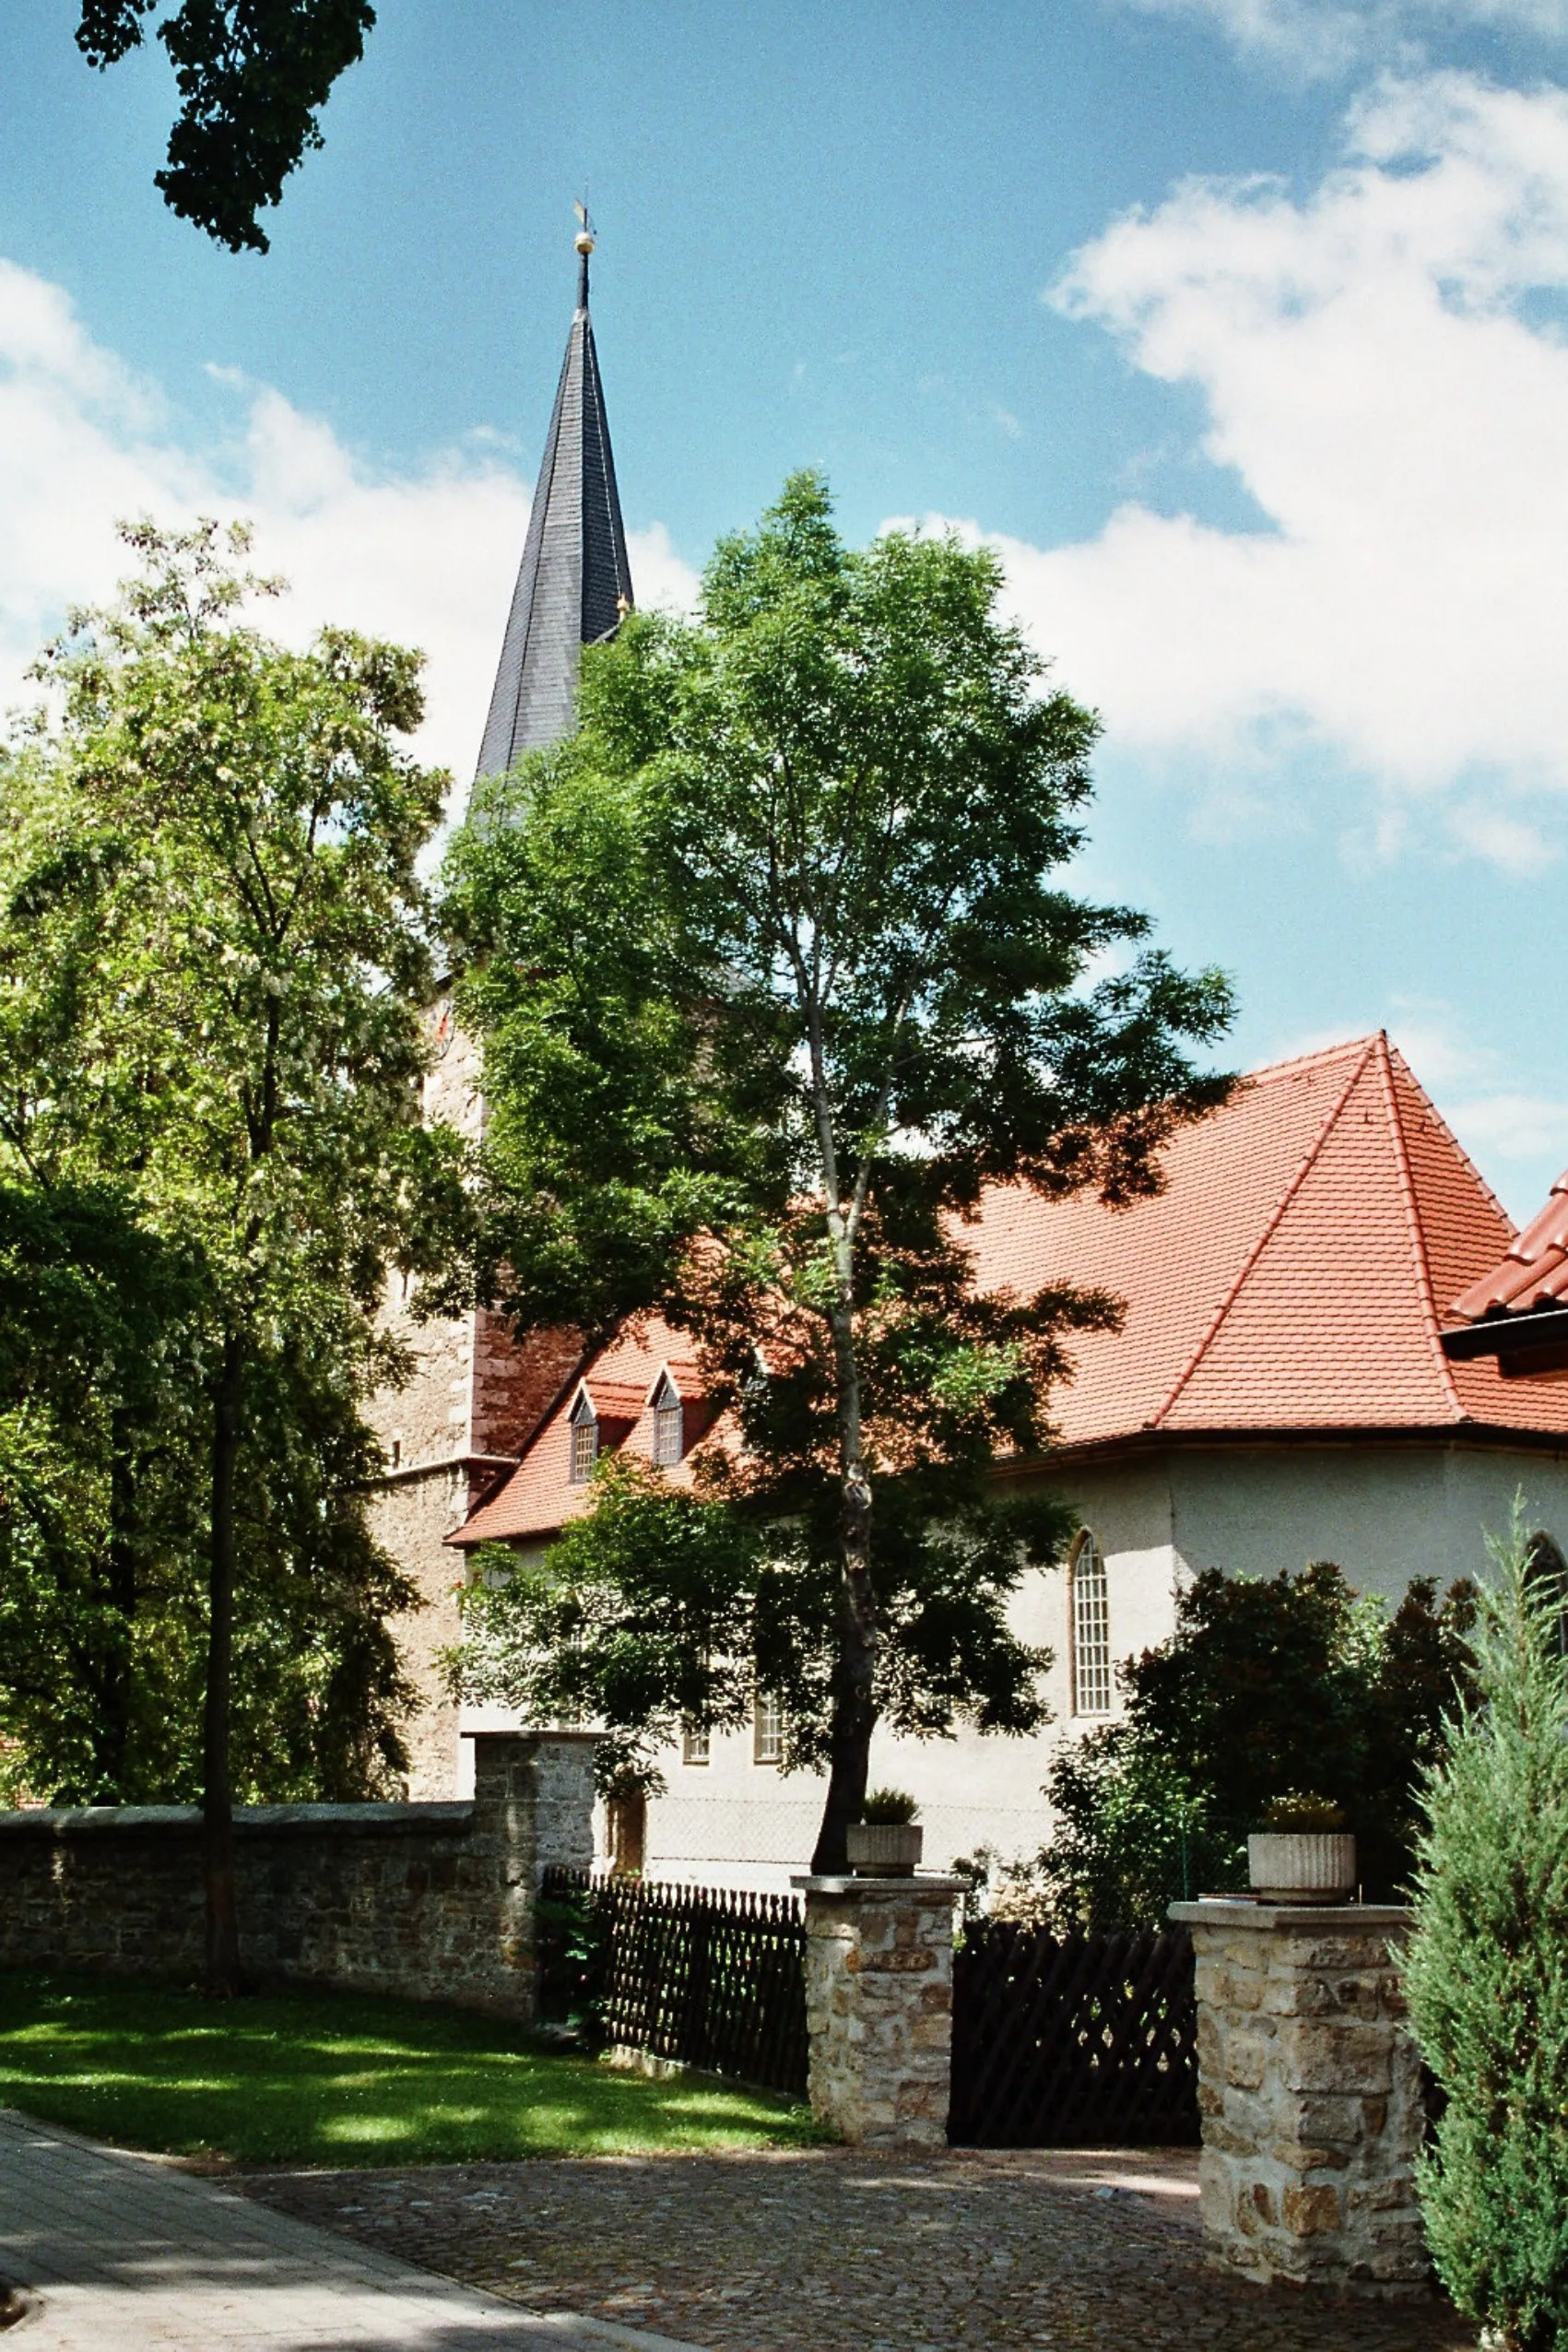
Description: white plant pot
xmin=1247 ymin=1830 xmax=1357 ymax=1905
xmin=845 ymin=1822 xmax=924 ymax=1878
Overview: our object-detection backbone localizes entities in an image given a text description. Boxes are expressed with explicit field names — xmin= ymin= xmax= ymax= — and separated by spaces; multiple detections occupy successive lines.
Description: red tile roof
xmin=967 ymin=1033 xmax=1568 ymax=1446
xmin=454 ymin=1035 xmax=1568 ymax=1553
xmin=1449 ymin=1169 xmax=1568 ymax=1320
xmin=453 ymin=1318 xmax=706 ymax=1547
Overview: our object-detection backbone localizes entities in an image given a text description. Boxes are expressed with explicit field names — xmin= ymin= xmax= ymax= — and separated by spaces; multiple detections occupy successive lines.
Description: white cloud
xmin=914 ymin=75 xmax=1568 ymax=849
xmin=0 ymin=257 xmax=698 ymax=800
xmin=1121 ymin=0 xmax=1568 ymax=77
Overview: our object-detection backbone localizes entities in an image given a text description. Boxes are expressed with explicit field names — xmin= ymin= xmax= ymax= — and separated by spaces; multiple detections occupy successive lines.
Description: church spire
xmin=473 ymin=213 xmax=634 ymax=790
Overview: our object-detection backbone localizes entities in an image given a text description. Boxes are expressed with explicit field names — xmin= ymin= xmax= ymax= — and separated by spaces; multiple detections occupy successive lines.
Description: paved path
xmin=248 ymin=2145 xmax=1480 ymax=2352
xmin=0 ymin=2110 xmax=699 ymax=2352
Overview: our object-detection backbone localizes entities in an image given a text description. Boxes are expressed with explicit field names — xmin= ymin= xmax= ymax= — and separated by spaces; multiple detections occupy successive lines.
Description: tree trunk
xmin=96 ymin=1410 xmax=138 ymax=1798
xmin=810 ymin=1473 xmax=878 ymax=1873
xmin=203 ymin=1335 xmax=244 ymax=1995
xmin=810 ymin=1283 xmax=878 ymax=1875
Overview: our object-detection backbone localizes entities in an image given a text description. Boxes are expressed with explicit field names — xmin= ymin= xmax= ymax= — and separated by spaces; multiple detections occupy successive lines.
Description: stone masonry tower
xmin=370 ymin=221 xmax=634 ymax=1797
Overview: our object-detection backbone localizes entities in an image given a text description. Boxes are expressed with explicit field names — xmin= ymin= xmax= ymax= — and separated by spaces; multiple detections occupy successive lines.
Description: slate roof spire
xmin=473 ymin=216 xmax=634 ymax=792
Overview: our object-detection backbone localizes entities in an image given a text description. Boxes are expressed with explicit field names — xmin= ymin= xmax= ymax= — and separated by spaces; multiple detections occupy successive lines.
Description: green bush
xmin=1404 ymin=1519 xmax=1568 ymax=2351
xmin=1027 ymin=1564 xmax=1478 ymax=1929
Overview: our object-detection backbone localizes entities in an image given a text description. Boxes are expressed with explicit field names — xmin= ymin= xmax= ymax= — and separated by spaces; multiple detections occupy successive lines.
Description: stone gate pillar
xmin=455 ymin=1730 xmax=598 ymax=2019
xmin=1171 ymin=1899 xmax=1429 ymax=2295
xmin=795 ymin=1874 xmax=961 ymax=2149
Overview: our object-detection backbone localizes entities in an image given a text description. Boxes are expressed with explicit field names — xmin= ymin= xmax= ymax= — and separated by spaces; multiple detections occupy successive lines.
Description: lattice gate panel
xmin=948 ymin=1921 xmax=1199 ymax=2147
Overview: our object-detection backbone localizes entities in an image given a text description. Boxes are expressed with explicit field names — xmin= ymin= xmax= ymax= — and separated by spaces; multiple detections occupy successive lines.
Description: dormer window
xmin=651 ymin=1370 xmax=683 ymax=1466
xmin=569 ymin=1389 xmax=599 ymax=1483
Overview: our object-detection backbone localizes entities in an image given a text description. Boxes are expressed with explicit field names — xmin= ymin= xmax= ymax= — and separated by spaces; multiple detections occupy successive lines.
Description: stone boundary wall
xmin=0 ymin=1731 xmax=595 ymax=2020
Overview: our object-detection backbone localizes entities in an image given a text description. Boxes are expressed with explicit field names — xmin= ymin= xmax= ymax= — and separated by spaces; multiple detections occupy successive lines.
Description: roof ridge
xmin=1147 ymin=1036 xmax=1378 ymax=1429
xmin=1382 ymin=1039 xmax=1515 ymax=1240
xmin=1374 ymin=1034 xmax=1467 ymax=1422
xmin=1241 ymin=1034 xmax=1384 ymax=1086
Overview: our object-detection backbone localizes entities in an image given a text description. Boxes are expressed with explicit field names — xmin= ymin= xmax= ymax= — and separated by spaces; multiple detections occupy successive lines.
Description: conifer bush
xmin=1403 ymin=1519 xmax=1568 ymax=2351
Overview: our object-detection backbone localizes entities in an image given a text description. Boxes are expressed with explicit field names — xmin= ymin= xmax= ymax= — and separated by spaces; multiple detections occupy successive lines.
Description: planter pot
xmin=845 ymin=1822 xmax=924 ymax=1878
xmin=1247 ymin=1830 xmax=1357 ymax=1905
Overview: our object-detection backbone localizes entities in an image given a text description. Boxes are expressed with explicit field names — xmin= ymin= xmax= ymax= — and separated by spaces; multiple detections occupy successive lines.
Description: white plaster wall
xmin=1167 ymin=1440 xmax=1568 ymax=1604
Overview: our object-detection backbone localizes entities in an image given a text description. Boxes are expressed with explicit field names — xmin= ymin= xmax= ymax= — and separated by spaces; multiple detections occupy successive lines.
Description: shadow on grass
xmin=0 ymin=1970 xmax=821 ymax=2168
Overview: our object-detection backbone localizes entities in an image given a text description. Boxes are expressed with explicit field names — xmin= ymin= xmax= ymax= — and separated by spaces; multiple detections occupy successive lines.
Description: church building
xmin=371 ymin=236 xmax=1568 ymax=1888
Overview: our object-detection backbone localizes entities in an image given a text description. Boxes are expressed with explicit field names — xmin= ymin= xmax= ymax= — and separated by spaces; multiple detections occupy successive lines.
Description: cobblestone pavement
xmin=242 ymin=2145 xmax=1480 ymax=2352
xmin=0 ymin=2108 xmax=695 ymax=2350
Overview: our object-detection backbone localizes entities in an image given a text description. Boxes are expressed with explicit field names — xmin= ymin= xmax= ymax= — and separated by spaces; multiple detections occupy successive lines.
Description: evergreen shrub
xmin=1404 ymin=1520 xmax=1568 ymax=2352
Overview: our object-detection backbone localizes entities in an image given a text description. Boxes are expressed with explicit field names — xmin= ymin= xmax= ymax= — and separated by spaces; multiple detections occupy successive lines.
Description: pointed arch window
xmin=651 ymin=1371 xmax=684 ymax=1467
xmin=1070 ymin=1531 xmax=1113 ymax=1718
xmin=569 ymin=1389 xmax=599 ymax=1483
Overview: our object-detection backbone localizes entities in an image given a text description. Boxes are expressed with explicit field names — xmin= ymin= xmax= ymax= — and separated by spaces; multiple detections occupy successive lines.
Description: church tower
xmin=371 ymin=221 xmax=633 ymax=1798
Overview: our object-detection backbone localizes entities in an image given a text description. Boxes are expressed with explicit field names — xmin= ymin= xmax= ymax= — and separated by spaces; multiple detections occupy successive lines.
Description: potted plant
xmin=845 ymin=1789 xmax=924 ymax=1877
xmin=1247 ymin=1792 xmax=1356 ymax=1904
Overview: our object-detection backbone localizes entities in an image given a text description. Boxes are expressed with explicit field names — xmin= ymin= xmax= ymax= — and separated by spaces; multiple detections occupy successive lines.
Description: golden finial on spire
xmin=573 ymin=197 xmax=595 ymax=258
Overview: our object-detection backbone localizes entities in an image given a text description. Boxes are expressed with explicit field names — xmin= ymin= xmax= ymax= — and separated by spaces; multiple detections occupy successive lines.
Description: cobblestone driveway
xmin=243 ymin=2145 xmax=1478 ymax=2352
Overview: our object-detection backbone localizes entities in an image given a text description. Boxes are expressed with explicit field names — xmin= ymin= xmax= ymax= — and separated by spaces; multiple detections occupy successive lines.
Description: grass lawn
xmin=0 ymin=1971 xmax=820 ymax=2168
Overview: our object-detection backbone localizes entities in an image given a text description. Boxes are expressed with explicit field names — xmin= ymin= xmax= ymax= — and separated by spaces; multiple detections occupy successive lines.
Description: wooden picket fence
xmin=537 ymin=1866 xmax=808 ymax=2099
xmin=948 ymin=1920 xmax=1199 ymax=2146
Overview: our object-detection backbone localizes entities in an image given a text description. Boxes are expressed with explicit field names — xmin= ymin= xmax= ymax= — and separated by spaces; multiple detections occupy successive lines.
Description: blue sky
xmin=3 ymin=0 xmax=1568 ymax=1220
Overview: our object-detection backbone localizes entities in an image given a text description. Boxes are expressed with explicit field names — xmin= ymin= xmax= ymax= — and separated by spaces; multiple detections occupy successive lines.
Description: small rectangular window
xmin=570 ymin=1417 xmax=597 ymax=1483
xmin=653 ymin=1400 xmax=683 ymax=1465
xmin=752 ymin=1689 xmax=783 ymax=1767
xmin=682 ymin=1722 xmax=711 ymax=1767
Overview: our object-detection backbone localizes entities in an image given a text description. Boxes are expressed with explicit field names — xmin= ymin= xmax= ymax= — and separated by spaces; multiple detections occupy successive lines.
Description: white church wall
xmin=1166 ymin=1439 xmax=1568 ymax=1603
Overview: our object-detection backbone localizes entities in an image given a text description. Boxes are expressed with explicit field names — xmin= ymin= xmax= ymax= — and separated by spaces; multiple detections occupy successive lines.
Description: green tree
xmin=1404 ymin=1516 xmax=1568 ymax=2350
xmin=445 ymin=472 xmax=1234 ymax=1871
xmin=0 ymin=519 xmax=460 ymax=1985
xmin=76 ymin=0 xmax=373 ymax=253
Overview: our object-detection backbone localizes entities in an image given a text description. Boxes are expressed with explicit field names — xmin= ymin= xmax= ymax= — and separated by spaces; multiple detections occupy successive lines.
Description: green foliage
xmin=446 ymin=474 xmax=1234 ymax=1868
xmin=76 ymin=2 xmax=374 ymax=253
xmin=0 ymin=1972 xmax=817 ymax=2165
xmin=859 ymin=1788 xmax=919 ymax=1826
xmin=1032 ymin=1565 xmax=1478 ymax=1926
xmin=0 ymin=520 xmax=462 ymax=1810
xmin=456 ymin=1450 xmax=1063 ymax=1798
xmin=1261 ymin=1791 xmax=1345 ymax=1831
xmin=1404 ymin=1516 xmax=1568 ymax=2351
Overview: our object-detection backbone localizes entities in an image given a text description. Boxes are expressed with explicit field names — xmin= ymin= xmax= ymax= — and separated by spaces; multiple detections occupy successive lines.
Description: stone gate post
xmin=795 ymin=1874 xmax=961 ymax=2149
xmin=454 ymin=1730 xmax=599 ymax=2019
xmin=1171 ymin=1899 xmax=1428 ymax=2295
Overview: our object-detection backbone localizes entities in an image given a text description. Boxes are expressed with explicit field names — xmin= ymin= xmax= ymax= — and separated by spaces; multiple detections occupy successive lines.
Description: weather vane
xmin=573 ymin=197 xmax=595 ymax=255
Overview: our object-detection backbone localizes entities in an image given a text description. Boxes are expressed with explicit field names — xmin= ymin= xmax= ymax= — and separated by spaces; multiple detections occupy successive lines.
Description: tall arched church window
xmin=1526 ymin=1531 xmax=1568 ymax=1661
xmin=1070 ymin=1531 xmax=1113 ymax=1718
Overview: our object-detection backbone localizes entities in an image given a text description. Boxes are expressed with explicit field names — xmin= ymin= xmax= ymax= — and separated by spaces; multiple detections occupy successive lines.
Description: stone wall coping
xmin=463 ymin=1728 xmax=603 ymax=1748
xmin=0 ymin=1802 xmax=476 ymax=1840
xmin=1169 ymin=1897 xmax=1413 ymax=1930
xmin=793 ymin=1874 xmax=967 ymax=1897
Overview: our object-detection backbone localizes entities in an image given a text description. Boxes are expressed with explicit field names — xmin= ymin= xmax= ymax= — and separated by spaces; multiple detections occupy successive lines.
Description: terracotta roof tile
xmin=455 ymin=1035 xmax=1568 ymax=1554
xmin=1450 ymin=1168 xmax=1568 ymax=1321
xmin=967 ymin=1033 xmax=1568 ymax=1444
xmin=453 ymin=1318 xmax=706 ymax=1547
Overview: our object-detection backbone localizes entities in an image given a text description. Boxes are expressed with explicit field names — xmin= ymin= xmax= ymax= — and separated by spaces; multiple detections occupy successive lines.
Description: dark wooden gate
xmin=538 ymin=1867 xmax=808 ymax=2100
xmin=948 ymin=1921 xmax=1199 ymax=2146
